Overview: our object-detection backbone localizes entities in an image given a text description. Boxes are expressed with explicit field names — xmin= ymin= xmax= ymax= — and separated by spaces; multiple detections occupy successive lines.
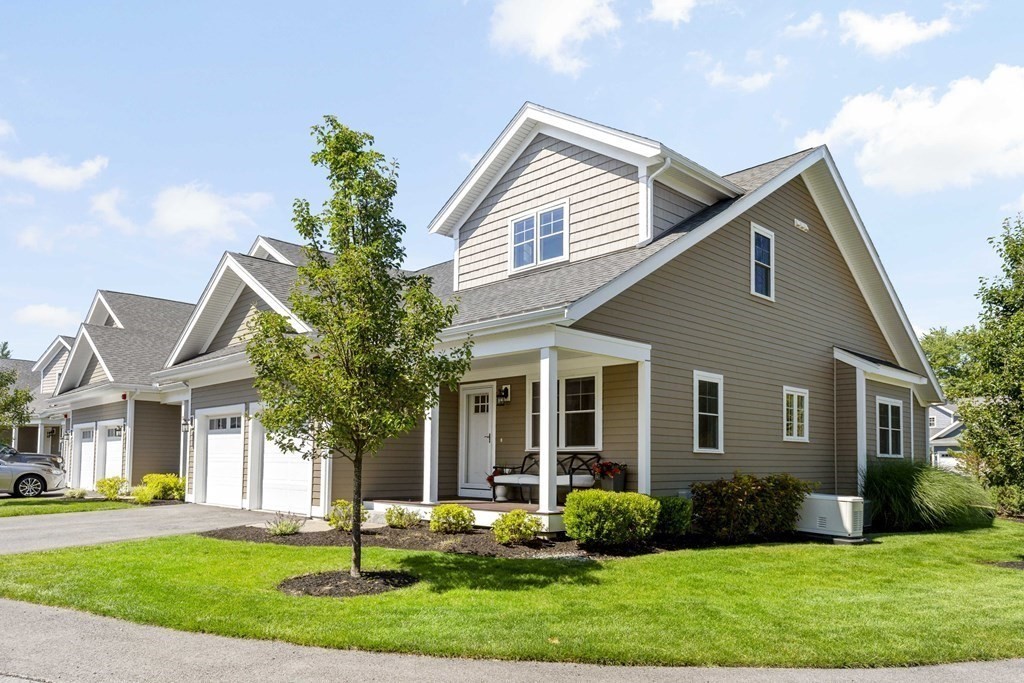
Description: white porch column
xmin=538 ymin=347 xmax=558 ymax=513
xmin=36 ymin=423 xmax=46 ymax=454
xmin=10 ymin=428 xmax=18 ymax=450
xmin=637 ymin=360 xmax=651 ymax=495
xmin=422 ymin=387 xmax=440 ymax=505
xmin=855 ymin=368 xmax=867 ymax=495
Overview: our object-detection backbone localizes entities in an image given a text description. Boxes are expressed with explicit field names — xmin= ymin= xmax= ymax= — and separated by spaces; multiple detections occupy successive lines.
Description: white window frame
xmin=876 ymin=396 xmax=904 ymax=458
xmin=782 ymin=386 xmax=809 ymax=443
xmin=525 ymin=367 xmax=603 ymax=451
xmin=750 ymin=222 xmax=775 ymax=301
xmin=508 ymin=199 xmax=570 ymax=274
xmin=693 ymin=370 xmax=725 ymax=454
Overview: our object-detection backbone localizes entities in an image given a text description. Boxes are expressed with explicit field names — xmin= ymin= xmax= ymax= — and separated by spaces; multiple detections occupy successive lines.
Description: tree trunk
xmin=351 ymin=449 xmax=363 ymax=578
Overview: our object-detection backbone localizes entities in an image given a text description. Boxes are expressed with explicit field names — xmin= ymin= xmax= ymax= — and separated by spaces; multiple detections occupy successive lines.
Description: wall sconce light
xmin=180 ymin=416 xmax=193 ymax=434
xmin=111 ymin=426 xmax=123 ymax=438
xmin=45 ymin=428 xmax=57 ymax=438
xmin=497 ymin=385 xmax=511 ymax=406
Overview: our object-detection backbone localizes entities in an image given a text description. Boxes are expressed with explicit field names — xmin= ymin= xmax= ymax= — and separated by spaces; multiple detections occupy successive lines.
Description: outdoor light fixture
xmin=180 ymin=416 xmax=193 ymax=433
xmin=45 ymin=428 xmax=57 ymax=438
xmin=497 ymin=385 xmax=511 ymax=406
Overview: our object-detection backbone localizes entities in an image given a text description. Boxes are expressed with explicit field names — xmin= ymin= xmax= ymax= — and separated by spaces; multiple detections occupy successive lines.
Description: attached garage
xmin=198 ymin=409 xmax=245 ymax=508
xmin=74 ymin=427 xmax=96 ymax=489
xmin=254 ymin=428 xmax=313 ymax=515
xmin=98 ymin=420 xmax=124 ymax=480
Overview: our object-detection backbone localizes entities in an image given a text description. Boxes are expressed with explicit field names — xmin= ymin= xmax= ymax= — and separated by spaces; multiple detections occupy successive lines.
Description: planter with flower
xmin=487 ymin=466 xmax=512 ymax=502
xmin=593 ymin=460 xmax=627 ymax=492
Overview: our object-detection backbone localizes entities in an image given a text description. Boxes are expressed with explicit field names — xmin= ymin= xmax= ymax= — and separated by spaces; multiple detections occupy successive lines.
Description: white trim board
xmin=31 ymin=336 xmax=72 ymax=373
xmin=54 ymin=327 xmax=114 ymax=395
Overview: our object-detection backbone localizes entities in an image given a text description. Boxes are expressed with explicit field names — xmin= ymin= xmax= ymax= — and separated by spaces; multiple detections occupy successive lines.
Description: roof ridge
xmin=724 ymin=147 xmax=820 ymax=180
xmin=98 ymin=290 xmax=195 ymax=306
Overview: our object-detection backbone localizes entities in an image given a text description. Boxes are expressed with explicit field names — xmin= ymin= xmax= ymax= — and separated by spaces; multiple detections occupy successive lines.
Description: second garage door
xmin=260 ymin=436 xmax=312 ymax=515
xmin=204 ymin=414 xmax=243 ymax=507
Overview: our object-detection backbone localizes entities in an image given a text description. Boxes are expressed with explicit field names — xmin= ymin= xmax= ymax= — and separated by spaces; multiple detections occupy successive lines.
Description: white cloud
xmin=796 ymin=64 xmax=1024 ymax=194
xmin=783 ymin=12 xmax=826 ymax=38
xmin=15 ymin=226 xmax=51 ymax=252
xmin=1000 ymin=192 xmax=1024 ymax=213
xmin=647 ymin=0 xmax=700 ymax=26
xmin=150 ymin=183 xmax=272 ymax=241
xmin=0 ymin=119 xmax=13 ymax=139
xmin=13 ymin=303 xmax=81 ymax=330
xmin=0 ymin=152 xmax=108 ymax=190
xmin=691 ymin=51 xmax=788 ymax=92
xmin=839 ymin=10 xmax=953 ymax=57
xmin=0 ymin=191 xmax=33 ymax=206
xmin=489 ymin=0 xmax=620 ymax=77
xmin=90 ymin=187 xmax=134 ymax=233
xmin=458 ymin=151 xmax=483 ymax=167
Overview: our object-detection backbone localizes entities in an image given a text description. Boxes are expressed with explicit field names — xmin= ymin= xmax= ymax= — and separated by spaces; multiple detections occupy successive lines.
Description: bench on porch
xmin=490 ymin=453 xmax=600 ymax=503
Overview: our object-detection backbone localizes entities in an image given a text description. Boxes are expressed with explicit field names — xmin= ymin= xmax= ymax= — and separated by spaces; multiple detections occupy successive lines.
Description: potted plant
xmin=593 ymin=461 xmax=627 ymax=492
xmin=487 ymin=466 xmax=510 ymax=502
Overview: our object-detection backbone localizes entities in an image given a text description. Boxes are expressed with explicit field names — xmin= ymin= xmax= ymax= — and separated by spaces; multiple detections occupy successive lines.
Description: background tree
xmin=247 ymin=118 xmax=472 ymax=578
xmin=1 ymin=341 xmax=32 ymax=434
xmin=920 ymin=326 xmax=976 ymax=398
xmin=0 ymin=341 xmax=11 ymax=359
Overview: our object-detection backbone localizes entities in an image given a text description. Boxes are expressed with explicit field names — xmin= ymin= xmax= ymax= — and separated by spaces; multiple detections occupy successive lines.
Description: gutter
xmin=640 ymin=158 xmax=673 ymax=247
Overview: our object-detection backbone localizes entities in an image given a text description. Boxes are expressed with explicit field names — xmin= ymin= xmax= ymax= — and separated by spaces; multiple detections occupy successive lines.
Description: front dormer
xmin=428 ymin=103 xmax=742 ymax=291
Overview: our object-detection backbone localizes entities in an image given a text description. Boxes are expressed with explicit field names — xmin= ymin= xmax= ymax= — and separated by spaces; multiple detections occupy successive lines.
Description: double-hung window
xmin=528 ymin=373 xmax=599 ymax=449
xmin=511 ymin=201 xmax=568 ymax=272
xmin=751 ymin=223 xmax=775 ymax=300
xmin=783 ymin=386 xmax=809 ymax=442
xmin=877 ymin=398 xmax=903 ymax=457
xmin=693 ymin=370 xmax=724 ymax=453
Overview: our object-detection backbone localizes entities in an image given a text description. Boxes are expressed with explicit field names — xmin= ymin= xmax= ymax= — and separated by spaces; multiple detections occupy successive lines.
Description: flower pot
xmin=600 ymin=471 xmax=626 ymax=492
xmin=494 ymin=484 xmax=509 ymax=502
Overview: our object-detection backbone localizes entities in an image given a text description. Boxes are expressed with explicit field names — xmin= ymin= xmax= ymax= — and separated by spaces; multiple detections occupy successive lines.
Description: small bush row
xmin=690 ymin=472 xmax=813 ymax=544
xmin=864 ymin=461 xmax=994 ymax=531
xmin=94 ymin=473 xmax=185 ymax=505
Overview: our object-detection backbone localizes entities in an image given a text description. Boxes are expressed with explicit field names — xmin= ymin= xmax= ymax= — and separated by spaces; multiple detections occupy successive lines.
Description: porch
xmin=368 ymin=499 xmax=567 ymax=533
xmin=411 ymin=325 xmax=652 ymax=527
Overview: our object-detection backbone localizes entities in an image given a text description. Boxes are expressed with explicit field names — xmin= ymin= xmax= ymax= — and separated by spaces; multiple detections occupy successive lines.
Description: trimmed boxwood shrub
xmin=429 ymin=504 xmax=475 ymax=533
xmin=655 ymin=496 xmax=692 ymax=541
xmin=492 ymin=509 xmax=543 ymax=545
xmin=864 ymin=461 xmax=994 ymax=531
xmin=691 ymin=472 xmax=813 ymax=544
xmin=563 ymin=489 xmax=660 ymax=547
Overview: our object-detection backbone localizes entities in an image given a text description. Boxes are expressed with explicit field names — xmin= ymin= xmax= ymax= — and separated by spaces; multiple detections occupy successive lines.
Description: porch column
xmin=36 ymin=423 xmax=46 ymax=454
xmin=855 ymin=368 xmax=867 ymax=495
xmin=538 ymin=347 xmax=558 ymax=513
xmin=637 ymin=360 xmax=651 ymax=494
xmin=422 ymin=387 xmax=440 ymax=505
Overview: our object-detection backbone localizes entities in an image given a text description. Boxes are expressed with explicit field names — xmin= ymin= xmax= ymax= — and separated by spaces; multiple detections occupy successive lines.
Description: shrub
xmin=326 ymin=499 xmax=369 ymax=531
xmin=384 ymin=505 xmax=421 ymax=529
xmin=563 ymin=489 xmax=660 ymax=547
xmin=130 ymin=485 xmax=154 ymax=505
xmin=95 ymin=477 xmax=127 ymax=501
xmin=691 ymin=472 xmax=813 ymax=544
xmin=142 ymin=473 xmax=185 ymax=501
xmin=992 ymin=484 xmax=1024 ymax=517
xmin=266 ymin=512 xmax=305 ymax=536
xmin=63 ymin=488 xmax=87 ymax=499
xmin=492 ymin=509 xmax=543 ymax=545
xmin=864 ymin=461 xmax=994 ymax=531
xmin=655 ymin=496 xmax=692 ymax=541
xmin=429 ymin=504 xmax=475 ymax=533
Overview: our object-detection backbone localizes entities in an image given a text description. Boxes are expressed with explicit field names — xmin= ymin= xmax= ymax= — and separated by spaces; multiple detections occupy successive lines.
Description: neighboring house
xmin=51 ymin=291 xmax=194 ymax=490
xmin=929 ymin=403 xmax=963 ymax=470
xmin=0 ymin=335 xmax=73 ymax=455
xmin=152 ymin=103 xmax=943 ymax=529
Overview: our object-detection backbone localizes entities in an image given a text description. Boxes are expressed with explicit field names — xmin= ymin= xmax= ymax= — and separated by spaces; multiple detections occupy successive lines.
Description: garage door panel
xmin=204 ymin=415 xmax=243 ymax=508
xmin=77 ymin=429 xmax=96 ymax=490
xmin=102 ymin=425 xmax=123 ymax=480
xmin=260 ymin=437 xmax=312 ymax=515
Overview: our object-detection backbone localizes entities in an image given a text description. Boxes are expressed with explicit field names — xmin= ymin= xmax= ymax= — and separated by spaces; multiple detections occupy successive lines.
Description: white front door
xmin=76 ymin=428 xmax=96 ymax=490
xmin=204 ymin=414 xmax=244 ymax=507
xmin=459 ymin=385 xmax=495 ymax=496
xmin=259 ymin=436 xmax=312 ymax=515
xmin=100 ymin=422 xmax=124 ymax=480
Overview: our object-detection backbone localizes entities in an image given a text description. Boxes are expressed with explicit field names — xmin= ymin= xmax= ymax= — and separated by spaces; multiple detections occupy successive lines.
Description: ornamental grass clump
xmin=429 ymin=504 xmax=475 ymax=533
xmin=864 ymin=461 xmax=994 ymax=531
xmin=266 ymin=512 xmax=306 ymax=536
xmin=384 ymin=505 xmax=421 ymax=529
xmin=492 ymin=509 xmax=543 ymax=545
xmin=563 ymin=489 xmax=660 ymax=547
xmin=63 ymin=488 xmax=87 ymax=499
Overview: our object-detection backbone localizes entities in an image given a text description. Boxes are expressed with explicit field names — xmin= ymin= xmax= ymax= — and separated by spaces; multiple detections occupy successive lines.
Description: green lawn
xmin=0 ymin=523 xmax=1022 ymax=667
xmin=0 ymin=497 xmax=135 ymax=517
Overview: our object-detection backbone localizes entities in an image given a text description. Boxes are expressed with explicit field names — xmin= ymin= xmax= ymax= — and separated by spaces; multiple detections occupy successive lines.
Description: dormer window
xmin=510 ymin=200 xmax=569 ymax=272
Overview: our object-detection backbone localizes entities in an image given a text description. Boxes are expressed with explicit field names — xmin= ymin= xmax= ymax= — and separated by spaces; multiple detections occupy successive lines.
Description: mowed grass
xmin=0 ymin=523 xmax=1023 ymax=667
xmin=0 ymin=496 xmax=134 ymax=517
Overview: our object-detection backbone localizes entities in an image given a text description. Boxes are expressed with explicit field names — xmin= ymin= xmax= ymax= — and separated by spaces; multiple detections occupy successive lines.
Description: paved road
xmin=0 ymin=599 xmax=1021 ymax=682
xmin=0 ymin=503 xmax=275 ymax=554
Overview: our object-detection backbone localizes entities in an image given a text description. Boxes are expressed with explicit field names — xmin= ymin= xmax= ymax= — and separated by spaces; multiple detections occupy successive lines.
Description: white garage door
xmin=260 ymin=436 xmax=312 ymax=515
xmin=204 ymin=415 xmax=243 ymax=507
xmin=101 ymin=425 xmax=124 ymax=480
xmin=76 ymin=428 xmax=96 ymax=490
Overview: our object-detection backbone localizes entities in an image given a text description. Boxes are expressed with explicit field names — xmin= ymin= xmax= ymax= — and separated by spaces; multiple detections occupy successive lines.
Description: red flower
xmin=592 ymin=461 xmax=625 ymax=479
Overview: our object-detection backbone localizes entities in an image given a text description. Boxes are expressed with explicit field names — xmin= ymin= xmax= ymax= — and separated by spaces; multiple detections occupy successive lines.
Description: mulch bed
xmin=992 ymin=561 xmax=1024 ymax=570
xmin=279 ymin=570 xmax=418 ymax=598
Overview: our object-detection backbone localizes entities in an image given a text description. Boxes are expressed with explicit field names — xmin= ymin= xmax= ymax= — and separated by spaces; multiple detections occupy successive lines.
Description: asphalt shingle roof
xmin=723 ymin=148 xmax=817 ymax=192
xmin=0 ymin=359 xmax=35 ymax=393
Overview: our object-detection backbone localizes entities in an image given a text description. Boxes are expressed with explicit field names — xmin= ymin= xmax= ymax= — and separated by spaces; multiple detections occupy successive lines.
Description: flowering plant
xmin=486 ymin=466 xmax=504 ymax=488
xmin=592 ymin=460 xmax=625 ymax=479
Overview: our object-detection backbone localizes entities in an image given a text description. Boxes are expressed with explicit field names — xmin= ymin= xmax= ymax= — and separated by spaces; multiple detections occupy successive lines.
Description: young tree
xmin=920 ymin=325 xmax=976 ymax=398
xmin=0 ymin=341 xmax=11 ymax=359
xmin=1 ymin=343 xmax=32 ymax=434
xmin=956 ymin=216 xmax=1024 ymax=488
xmin=247 ymin=118 xmax=472 ymax=577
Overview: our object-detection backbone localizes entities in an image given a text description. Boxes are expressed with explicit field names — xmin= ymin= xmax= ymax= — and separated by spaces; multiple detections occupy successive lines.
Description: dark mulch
xmin=992 ymin=561 xmax=1024 ymax=570
xmin=279 ymin=570 xmax=418 ymax=598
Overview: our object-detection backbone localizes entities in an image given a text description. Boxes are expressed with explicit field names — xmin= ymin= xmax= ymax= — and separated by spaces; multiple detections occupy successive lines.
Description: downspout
xmin=125 ymin=390 xmax=138 ymax=485
xmin=639 ymin=158 xmax=672 ymax=247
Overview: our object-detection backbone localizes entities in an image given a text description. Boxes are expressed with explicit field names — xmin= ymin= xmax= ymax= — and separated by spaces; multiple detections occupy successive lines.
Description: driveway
xmin=0 ymin=503 xmax=276 ymax=555
xmin=0 ymin=598 xmax=1022 ymax=683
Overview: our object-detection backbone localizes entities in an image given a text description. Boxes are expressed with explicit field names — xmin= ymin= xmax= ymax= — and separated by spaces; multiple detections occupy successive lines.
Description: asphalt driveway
xmin=0 ymin=503 xmax=276 ymax=554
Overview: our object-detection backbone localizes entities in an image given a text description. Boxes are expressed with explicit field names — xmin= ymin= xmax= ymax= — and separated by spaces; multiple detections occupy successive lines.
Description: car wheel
xmin=14 ymin=475 xmax=45 ymax=498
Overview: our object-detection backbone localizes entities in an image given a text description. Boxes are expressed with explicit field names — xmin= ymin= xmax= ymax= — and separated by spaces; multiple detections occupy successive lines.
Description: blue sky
xmin=1 ymin=1 xmax=1021 ymax=359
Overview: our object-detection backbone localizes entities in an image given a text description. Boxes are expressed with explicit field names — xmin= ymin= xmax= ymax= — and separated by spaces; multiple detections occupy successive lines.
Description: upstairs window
xmin=877 ymin=398 xmax=903 ymax=458
xmin=751 ymin=223 xmax=775 ymax=300
xmin=510 ymin=201 xmax=568 ymax=272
